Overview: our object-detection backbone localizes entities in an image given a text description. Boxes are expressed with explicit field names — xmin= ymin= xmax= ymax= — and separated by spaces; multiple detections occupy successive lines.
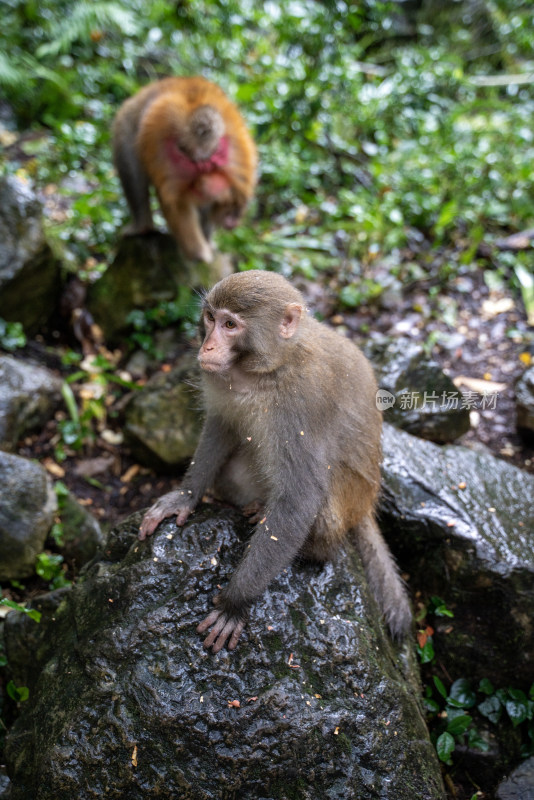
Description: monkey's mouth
xmin=199 ymin=358 xmax=231 ymax=373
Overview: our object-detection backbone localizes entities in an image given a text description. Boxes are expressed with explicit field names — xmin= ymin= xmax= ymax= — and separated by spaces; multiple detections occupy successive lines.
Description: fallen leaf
xmin=121 ymin=464 xmax=141 ymax=483
xmin=481 ymin=297 xmax=515 ymax=318
xmin=42 ymin=458 xmax=65 ymax=478
xmin=453 ymin=375 xmax=506 ymax=393
xmin=132 ymin=745 xmax=138 ymax=767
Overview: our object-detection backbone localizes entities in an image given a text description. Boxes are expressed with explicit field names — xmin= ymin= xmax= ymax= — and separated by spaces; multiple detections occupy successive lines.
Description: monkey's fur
xmin=140 ymin=271 xmax=412 ymax=651
xmin=112 ymin=76 xmax=257 ymax=264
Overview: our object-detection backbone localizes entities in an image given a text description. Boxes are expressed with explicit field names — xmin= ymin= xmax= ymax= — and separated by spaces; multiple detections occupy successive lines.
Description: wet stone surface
xmin=4 ymin=508 xmax=444 ymax=800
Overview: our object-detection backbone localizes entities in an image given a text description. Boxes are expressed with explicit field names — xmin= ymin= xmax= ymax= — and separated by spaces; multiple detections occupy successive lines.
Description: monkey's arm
xmin=198 ymin=447 xmax=326 ymax=652
xmin=139 ymin=415 xmax=235 ymax=540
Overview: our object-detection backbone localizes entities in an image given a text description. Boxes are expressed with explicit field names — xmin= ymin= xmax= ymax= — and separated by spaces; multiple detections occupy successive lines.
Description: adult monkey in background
xmin=112 ymin=76 xmax=257 ymax=264
xmin=139 ymin=271 xmax=412 ymax=652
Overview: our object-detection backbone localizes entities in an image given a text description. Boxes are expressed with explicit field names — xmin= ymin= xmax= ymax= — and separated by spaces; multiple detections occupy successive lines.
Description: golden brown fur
xmin=112 ymin=76 xmax=257 ymax=263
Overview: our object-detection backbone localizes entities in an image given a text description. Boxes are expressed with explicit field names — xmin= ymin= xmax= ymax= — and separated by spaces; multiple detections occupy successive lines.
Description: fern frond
xmin=36 ymin=2 xmax=140 ymax=58
xmin=0 ymin=52 xmax=27 ymax=89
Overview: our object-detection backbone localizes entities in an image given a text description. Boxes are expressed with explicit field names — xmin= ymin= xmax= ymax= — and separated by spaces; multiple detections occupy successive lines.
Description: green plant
xmin=6 ymin=681 xmax=29 ymax=703
xmin=0 ymin=318 xmax=26 ymax=351
xmin=35 ymin=553 xmax=71 ymax=590
xmin=126 ymin=286 xmax=202 ymax=352
xmin=0 ymin=599 xmax=41 ymax=623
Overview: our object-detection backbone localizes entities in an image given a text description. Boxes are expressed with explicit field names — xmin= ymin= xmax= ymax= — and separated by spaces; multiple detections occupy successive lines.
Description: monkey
xmin=139 ymin=270 xmax=412 ymax=653
xmin=112 ymin=76 xmax=257 ymax=264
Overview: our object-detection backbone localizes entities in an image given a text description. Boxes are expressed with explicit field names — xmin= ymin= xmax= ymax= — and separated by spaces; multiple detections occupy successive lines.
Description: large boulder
xmin=0 ymin=356 xmax=62 ymax=452
xmin=0 ymin=451 xmax=57 ymax=581
xmin=4 ymin=508 xmax=445 ymax=800
xmin=380 ymin=424 xmax=534 ymax=687
xmin=0 ymin=176 xmax=62 ymax=333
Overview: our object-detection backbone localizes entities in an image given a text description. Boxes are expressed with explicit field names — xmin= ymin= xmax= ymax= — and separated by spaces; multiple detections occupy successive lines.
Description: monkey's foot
xmin=242 ymin=499 xmax=265 ymax=524
xmin=122 ymin=222 xmax=157 ymax=237
xmin=197 ymin=602 xmax=247 ymax=653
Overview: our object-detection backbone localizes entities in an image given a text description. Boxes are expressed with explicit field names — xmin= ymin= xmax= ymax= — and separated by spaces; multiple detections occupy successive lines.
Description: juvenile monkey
xmin=139 ymin=270 xmax=412 ymax=652
xmin=112 ymin=76 xmax=257 ymax=264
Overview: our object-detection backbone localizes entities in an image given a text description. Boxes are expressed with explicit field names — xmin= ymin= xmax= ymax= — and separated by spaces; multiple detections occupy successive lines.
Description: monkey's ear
xmin=279 ymin=303 xmax=303 ymax=339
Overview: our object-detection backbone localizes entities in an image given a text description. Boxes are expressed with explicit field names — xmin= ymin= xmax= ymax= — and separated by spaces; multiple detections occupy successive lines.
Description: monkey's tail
xmin=352 ymin=515 xmax=412 ymax=640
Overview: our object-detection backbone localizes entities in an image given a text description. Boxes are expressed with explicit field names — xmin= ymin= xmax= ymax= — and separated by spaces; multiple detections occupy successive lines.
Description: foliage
xmin=0 ymin=318 xmax=26 ymax=351
xmin=6 ymin=681 xmax=29 ymax=703
xmin=126 ymin=286 xmax=202 ymax=352
xmin=56 ymin=353 xmax=138 ymax=458
xmin=35 ymin=552 xmax=71 ymax=589
xmin=0 ymin=0 xmax=532 ymax=299
xmin=0 ymin=598 xmax=41 ymax=624
xmin=419 ymin=596 xmax=534 ymax=763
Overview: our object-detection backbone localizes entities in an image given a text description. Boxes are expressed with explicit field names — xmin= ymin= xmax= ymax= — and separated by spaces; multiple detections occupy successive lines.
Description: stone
xmin=0 ymin=176 xmax=62 ymax=333
xmin=0 ymin=355 xmax=62 ymax=452
xmin=123 ymin=354 xmax=202 ymax=467
xmin=4 ymin=508 xmax=444 ymax=800
xmin=0 ymin=451 xmax=56 ymax=580
xmin=380 ymin=423 xmax=534 ymax=686
xmin=366 ymin=337 xmax=470 ymax=443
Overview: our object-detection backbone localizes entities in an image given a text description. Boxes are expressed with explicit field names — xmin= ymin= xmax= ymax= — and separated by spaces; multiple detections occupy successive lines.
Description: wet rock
xmin=4 ymin=509 xmax=445 ymax=800
xmin=123 ymin=354 xmax=202 ymax=468
xmin=58 ymin=490 xmax=105 ymax=568
xmin=380 ymin=424 xmax=534 ymax=686
xmin=87 ymin=232 xmax=230 ymax=341
xmin=366 ymin=337 xmax=470 ymax=443
xmin=516 ymin=365 xmax=534 ymax=436
xmin=0 ymin=176 xmax=62 ymax=333
xmin=0 ymin=355 xmax=62 ymax=452
xmin=496 ymin=756 xmax=534 ymax=800
xmin=0 ymin=451 xmax=57 ymax=580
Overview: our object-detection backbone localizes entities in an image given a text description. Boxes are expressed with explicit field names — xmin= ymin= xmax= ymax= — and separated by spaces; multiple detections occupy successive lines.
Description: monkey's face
xmin=198 ymin=307 xmax=246 ymax=374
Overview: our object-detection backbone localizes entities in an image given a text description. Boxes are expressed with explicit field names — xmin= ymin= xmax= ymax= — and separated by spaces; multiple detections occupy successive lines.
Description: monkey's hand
xmin=197 ymin=594 xmax=248 ymax=653
xmin=139 ymin=490 xmax=195 ymax=541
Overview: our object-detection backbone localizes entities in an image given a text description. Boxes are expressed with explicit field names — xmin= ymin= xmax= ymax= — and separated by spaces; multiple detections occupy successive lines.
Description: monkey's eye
xmin=205 ymin=311 xmax=215 ymax=322
xmin=225 ymin=320 xmax=237 ymax=329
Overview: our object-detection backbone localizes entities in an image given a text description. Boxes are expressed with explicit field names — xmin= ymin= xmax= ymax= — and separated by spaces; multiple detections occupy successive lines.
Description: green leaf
xmin=0 ymin=598 xmax=41 ymax=623
xmin=506 ymin=698 xmax=528 ymax=727
xmin=6 ymin=680 xmax=29 ymax=702
xmin=448 ymin=678 xmax=476 ymax=709
xmin=436 ymin=731 xmax=455 ymax=764
xmin=433 ymin=676 xmax=448 ymax=700
xmin=418 ymin=638 xmax=435 ymax=665
xmin=478 ymin=678 xmax=494 ymax=695
xmin=446 ymin=714 xmax=472 ymax=736
xmin=478 ymin=695 xmax=502 ymax=725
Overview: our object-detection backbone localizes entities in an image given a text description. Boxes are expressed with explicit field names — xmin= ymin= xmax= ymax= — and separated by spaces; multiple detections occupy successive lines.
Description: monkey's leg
xmin=113 ymin=141 xmax=154 ymax=234
xmin=158 ymin=189 xmax=213 ymax=263
xmin=352 ymin=515 xmax=412 ymax=640
xmin=198 ymin=464 xmax=326 ymax=653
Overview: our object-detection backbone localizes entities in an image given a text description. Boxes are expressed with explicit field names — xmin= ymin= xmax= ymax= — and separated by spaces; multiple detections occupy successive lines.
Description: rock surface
xmin=0 ymin=176 xmax=61 ymax=333
xmin=58 ymin=490 xmax=105 ymax=567
xmin=123 ymin=354 xmax=202 ymax=467
xmin=496 ymin=756 xmax=534 ymax=800
xmin=516 ymin=365 xmax=534 ymax=436
xmin=0 ymin=356 xmax=62 ymax=452
xmin=0 ymin=451 xmax=57 ymax=581
xmin=4 ymin=509 xmax=445 ymax=800
xmin=380 ymin=424 xmax=534 ymax=686
xmin=366 ymin=337 xmax=470 ymax=443
xmin=87 ymin=232 xmax=230 ymax=341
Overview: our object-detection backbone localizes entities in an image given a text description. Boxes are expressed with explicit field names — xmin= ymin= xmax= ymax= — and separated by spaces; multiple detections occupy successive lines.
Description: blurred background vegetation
xmin=0 ymin=0 xmax=533 ymax=311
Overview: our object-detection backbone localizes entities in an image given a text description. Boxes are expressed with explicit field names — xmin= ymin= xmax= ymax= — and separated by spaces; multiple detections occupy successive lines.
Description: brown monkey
xmin=112 ymin=76 xmax=257 ymax=264
xmin=139 ymin=270 xmax=411 ymax=652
